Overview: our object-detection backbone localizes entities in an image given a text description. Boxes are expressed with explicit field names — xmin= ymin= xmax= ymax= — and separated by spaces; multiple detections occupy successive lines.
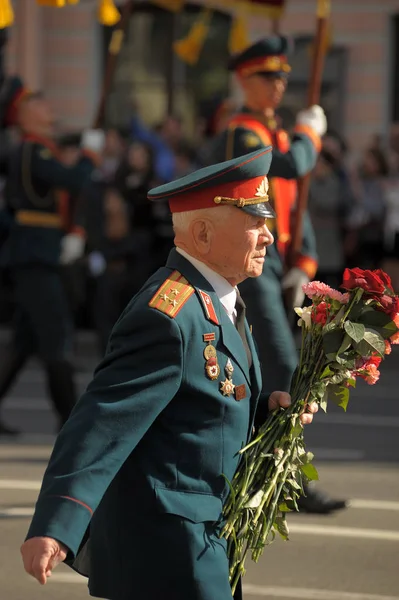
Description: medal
xmin=203 ymin=333 xmax=220 ymax=381
xmin=205 ymin=356 xmax=220 ymax=380
xmin=220 ymin=358 xmax=235 ymax=397
xmin=204 ymin=344 xmax=217 ymax=360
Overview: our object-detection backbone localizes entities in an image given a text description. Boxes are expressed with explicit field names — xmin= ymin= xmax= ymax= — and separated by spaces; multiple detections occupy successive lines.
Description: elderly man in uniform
xmin=0 ymin=77 xmax=103 ymax=435
xmin=21 ymin=148 xmax=318 ymax=600
xmin=211 ymin=36 xmax=346 ymax=514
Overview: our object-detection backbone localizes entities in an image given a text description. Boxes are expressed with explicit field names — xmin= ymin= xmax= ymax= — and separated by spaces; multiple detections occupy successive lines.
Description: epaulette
xmin=149 ymin=270 xmax=194 ymax=318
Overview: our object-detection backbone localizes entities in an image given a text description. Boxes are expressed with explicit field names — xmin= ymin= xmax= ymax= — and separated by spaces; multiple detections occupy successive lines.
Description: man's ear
xmin=190 ymin=218 xmax=213 ymax=255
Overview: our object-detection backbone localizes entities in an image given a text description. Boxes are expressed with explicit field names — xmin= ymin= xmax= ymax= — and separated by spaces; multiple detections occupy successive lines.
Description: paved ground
xmin=0 ymin=328 xmax=398 ymax=600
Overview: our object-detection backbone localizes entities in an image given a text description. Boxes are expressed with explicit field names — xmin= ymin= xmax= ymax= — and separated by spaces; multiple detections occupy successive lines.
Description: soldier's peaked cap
xmin=228 ymin=35 xmax=292 ymax=78
xmin=148 ymin=147 xmax=276 ymax=219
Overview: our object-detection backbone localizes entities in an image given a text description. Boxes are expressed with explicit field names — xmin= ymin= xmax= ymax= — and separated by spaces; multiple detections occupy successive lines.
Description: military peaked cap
xmin=148 ymin=147 xmax=276 ymax=219
xmin=228 ymin=35 xmax=292 ymax=77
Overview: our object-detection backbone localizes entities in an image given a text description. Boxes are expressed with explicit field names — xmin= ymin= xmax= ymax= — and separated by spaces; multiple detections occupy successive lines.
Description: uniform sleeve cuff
xmin=294 ymin=255 xmax=318 ymax=279
xmin=293 ymin=124 xmax=322 ymax=153
xmin=25 ymin=494 xmax=93 ymax=557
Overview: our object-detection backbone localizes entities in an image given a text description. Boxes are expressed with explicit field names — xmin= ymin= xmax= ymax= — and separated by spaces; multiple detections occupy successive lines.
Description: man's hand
xmin=268 ymin=391 xmax=318 ymax=425
xmin=21 ymin=537 xmax=68 ymax=585
xmin=296 ymin=104 xmax=327 ymax=137
xmin=281 ymin=267 xmax=309 ymax=309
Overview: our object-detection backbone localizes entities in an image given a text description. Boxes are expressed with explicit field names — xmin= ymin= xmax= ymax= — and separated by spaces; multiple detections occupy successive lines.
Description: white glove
xmin=87 ymin=251 xmax=106 ymax=277
xmin=81 ymin=129 xmax=106 ymax=154
xmin=60 ymin=233 xmax=85 ymax=265
xmin=281 ymin=267 xmax=310 ymax=309
xmin=296 ymin=104 xmax=327 ymax=137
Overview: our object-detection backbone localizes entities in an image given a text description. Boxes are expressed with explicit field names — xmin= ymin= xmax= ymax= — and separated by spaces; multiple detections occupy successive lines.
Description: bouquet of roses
xmin=221 ymin=267 xmax=399 ymax=593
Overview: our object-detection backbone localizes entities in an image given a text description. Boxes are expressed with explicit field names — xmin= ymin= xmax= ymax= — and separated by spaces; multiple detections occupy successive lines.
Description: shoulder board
xmin=149 ymin=270 xmax=194 ymax=318
xmin=228 ymin=114 xmax=272 ymax=146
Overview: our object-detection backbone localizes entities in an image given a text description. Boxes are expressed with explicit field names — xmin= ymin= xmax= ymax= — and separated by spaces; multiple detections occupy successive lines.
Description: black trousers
xmin=0 ymin=265 xmax=77 ymax=425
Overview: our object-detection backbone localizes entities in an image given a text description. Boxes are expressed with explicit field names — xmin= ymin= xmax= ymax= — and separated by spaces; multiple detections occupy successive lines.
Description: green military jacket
xmin=26 ymin=249 xmax=264 ymax=600
xmin=3 ymin=134 xmax=95 ymax=267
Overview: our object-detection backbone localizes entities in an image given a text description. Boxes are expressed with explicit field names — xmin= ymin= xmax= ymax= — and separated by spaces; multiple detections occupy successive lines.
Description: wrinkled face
xmin=240 ymin=73 xmax=287 ymax=111
xmin=194 ymin=207 xmax=274 ymax=286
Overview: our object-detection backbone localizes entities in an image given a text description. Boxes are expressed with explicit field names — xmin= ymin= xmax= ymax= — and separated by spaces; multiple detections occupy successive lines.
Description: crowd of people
xmin=1 ymin=106 xmax=399 ymax=356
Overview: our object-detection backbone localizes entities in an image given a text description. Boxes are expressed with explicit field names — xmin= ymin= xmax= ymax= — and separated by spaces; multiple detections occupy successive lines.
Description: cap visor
xmin=242 ymin=203 xmax=276 ymax=218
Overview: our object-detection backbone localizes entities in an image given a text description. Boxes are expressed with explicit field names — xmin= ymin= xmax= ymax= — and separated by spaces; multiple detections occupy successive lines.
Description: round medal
xmin=204 ymin=344 xmax=217 ymax=360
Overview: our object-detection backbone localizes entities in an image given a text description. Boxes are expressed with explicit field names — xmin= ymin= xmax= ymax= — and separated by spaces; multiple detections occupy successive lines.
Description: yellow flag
xmin=152 ymin=0 xmax=184 ymax=12
xmin=229 ymin=15 xmax=250 ymax=55
xmin=98 ymin=0 xmax=120 ymax=26
xmin=173 ymin=8 xmax=212 ymax=65
xmin=0 ymin=0 xmax=14 ymax=28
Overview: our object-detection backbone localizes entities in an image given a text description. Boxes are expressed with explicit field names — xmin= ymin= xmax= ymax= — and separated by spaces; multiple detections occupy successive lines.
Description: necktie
xmin=235 ymin=292 xmax=252 ymax=369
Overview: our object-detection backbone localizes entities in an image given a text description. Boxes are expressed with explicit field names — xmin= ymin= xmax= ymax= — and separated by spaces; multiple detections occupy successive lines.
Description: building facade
xmin=5 ymin=0 xmax=399 ymax=155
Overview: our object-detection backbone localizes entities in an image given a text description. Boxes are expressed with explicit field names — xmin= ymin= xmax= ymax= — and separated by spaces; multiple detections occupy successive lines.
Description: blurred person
xmin=174 ymin=140 xmax=198 ymax=178
xmin=211 ymin=36 xmax=346 ymax=517
xmin=101 ymin=127 xmax=127 ymax=181
xmin=346 ymin=147 xmax=388 ymax=269
xmin=308 ymin=149 xmax=353 ymax=288
xmin=381 ymin=172 xmax=399 ymax=290
xmin=0 ymin=79 xmax=103 ymax=435
xmin=86 ymin=183 xmax=153 ymax=355
xmin=130 ymin=110 xmax=176 ymax=183
xmin=197 ymin=97 xmax=237 ymax=167
xmin=20 ymin=148 xmax=318 ymax=600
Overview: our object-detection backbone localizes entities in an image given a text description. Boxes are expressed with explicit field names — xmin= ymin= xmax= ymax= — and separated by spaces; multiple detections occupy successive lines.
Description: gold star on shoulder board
xmin=169 ymin=298 xmax=178 ymax=307
xmin=170 ymin=288 xmax=179 ymax=296
xmin=160 ymin=293 xmax=170 ymax=301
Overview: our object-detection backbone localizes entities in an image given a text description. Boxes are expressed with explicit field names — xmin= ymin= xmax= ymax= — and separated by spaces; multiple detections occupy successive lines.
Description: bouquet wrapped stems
xmin=221 ymin=269 xmax=399 ymax=594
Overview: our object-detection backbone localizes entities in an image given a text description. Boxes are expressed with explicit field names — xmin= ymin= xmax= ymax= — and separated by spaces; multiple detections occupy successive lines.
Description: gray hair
xmin=172 ymin=206 xmax=234 ymax=233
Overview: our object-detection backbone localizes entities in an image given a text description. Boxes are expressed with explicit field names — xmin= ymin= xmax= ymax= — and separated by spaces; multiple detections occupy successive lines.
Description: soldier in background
xmin=0 ymin=79 xmax=103 ymax=435
xmin=212 ymin=36 xmax=347 ymax=515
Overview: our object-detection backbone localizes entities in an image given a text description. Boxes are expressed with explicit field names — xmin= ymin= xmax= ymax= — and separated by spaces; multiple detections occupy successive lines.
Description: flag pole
xmin=288 ymin=0 xmax=331 ymax=265
xmin=93 ymin=0 xmax=135 ymax=128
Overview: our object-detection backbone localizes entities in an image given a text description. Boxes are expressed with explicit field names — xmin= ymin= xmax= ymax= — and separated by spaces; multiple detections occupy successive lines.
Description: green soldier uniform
xmin=212 ymin=37 xmax=347 ymax=516
xmin=25 ymin=148 xmax=275 ymax=600
xmin=0 ymin=81 xmax=99 ymax=433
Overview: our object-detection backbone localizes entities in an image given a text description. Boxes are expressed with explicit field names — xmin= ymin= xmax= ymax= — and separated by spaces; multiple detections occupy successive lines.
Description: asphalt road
xmin=0 ymin=328 xmax=398 ymax=600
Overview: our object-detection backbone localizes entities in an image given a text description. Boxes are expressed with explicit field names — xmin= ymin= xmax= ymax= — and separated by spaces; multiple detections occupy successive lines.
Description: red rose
xmin=341 ymin=268 xmax=385 ymax=294
xmin=373 ymin=269 xmax=394 ymax=292
xmin=375 ymin=295 xmax=399 ymax=316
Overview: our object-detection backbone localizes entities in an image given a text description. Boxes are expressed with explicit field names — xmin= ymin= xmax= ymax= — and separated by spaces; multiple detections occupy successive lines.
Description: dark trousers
xmin=0 ymin=265 xmax=77 ymax=427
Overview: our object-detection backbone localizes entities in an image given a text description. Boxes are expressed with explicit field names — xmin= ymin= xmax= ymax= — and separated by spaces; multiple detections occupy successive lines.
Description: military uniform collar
xmin=176 ymin=247 xmax=237 ymax=321
xmin=240 ymin=106 xmax=278 ymax=131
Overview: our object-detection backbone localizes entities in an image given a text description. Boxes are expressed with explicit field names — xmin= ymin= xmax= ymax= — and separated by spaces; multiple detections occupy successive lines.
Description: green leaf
xmin=321 ymin=365 xmax=334 ymax=379
xmin=279 ymin=502 xmax=294 ymax=512
xmin=355 ymin=328 xmax=385 ymax=357
xmin=328 ymin=384 xmax=350 ymax=412
xmin=300 ymin=462 xmax=319 ymax=481
xmin=357 ymin=308 xmax=398 ymax=339
xmin=346 ymin=377 xmax=356 ymax=388
xmin=323 ymin=329 xmax=345 ymax=357
xmin=319 ymin=390 xmax=328 ymax=413
xmin=344 ymin=321 xmax=365 ymax=343
xmin=274 ymin=515 xmax=290 ymax=540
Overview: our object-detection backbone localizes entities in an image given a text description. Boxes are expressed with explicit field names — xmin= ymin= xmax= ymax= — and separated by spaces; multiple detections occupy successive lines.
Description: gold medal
xmin=220 ymin=378 xmax=235 ymax=397
xmin=204 ymin=344 xmax=217 ymax=360
xmin=206 ymin=362 xmax=221 ymax=380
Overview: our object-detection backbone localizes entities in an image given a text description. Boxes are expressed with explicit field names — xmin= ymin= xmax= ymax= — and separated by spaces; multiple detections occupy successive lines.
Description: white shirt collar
xmin=176 ymin=247 xmax=237 ymax=320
